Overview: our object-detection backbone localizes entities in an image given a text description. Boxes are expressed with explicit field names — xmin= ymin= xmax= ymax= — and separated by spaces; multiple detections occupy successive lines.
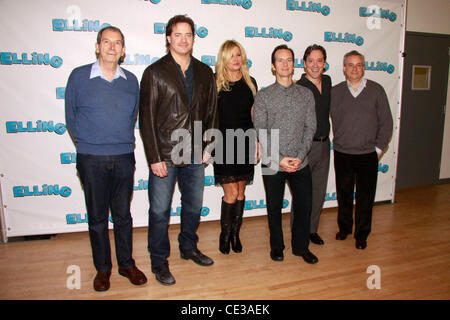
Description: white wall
xmin=406 ymin=0 xmax=450 ymax=180
xmin=406 ymin=0 xmax=450 ymax=34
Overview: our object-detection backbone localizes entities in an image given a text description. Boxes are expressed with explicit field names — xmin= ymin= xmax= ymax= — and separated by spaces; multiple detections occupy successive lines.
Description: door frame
xmin=390 ymin=2 xmax=408 ymax=202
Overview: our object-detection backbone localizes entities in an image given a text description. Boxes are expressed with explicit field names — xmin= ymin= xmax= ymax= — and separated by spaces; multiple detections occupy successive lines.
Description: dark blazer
xmin=139 ymin=53 xmax=218 ymax=166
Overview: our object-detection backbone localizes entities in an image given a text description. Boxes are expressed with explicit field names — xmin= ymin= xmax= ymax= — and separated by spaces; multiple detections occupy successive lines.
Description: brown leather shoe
xmin=119 ymin=266 xmax=147 ymax=286
xmin=93 ymin=270 xmax=111 ymax=292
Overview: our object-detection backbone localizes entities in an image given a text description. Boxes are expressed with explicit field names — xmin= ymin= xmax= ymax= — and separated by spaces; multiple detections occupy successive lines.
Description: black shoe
xmin=355 ymin=239 xmax=367 ymax=250
xmin=335 ymin=231 xmax=349 ymax=240
xmin=294 ymin=249 xmax=318 ymax=264
xmin=310 ymin=233 xmax=324 ymax=245
xmin=151 ymin=263 xmax=176 ymax=286
xmin=270 ymin=249 xmax=284 ymax=261
xmin=181 ymin=250 xmax=214 ymax=266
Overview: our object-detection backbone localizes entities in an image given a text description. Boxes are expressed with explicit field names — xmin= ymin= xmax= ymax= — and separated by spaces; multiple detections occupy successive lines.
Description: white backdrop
xmin=0 ymin=0 xmax=405 ymax=237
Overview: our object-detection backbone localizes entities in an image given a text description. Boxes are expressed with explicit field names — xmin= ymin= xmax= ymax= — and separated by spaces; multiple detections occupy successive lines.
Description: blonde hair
xmin=215 ymin=40 xmax=256 ymax=96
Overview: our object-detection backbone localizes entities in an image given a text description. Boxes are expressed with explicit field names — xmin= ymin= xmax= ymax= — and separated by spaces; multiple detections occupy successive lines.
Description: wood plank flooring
xmin=0 ymin=184 xmax=449 ymax=300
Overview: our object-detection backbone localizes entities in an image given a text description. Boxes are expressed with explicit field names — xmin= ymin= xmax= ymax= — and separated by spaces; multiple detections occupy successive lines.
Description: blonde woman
xmin=214 ymin=40 xmax=258 ymax=254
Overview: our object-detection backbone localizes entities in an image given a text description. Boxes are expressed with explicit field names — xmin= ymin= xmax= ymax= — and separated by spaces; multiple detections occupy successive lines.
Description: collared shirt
xmin=173 ymin=55 xmax=194 ymax=104
xmin=347 ymin=78 xmax=367 ymax=98
xmin=90 ymin=60 xmax=127 ymax=81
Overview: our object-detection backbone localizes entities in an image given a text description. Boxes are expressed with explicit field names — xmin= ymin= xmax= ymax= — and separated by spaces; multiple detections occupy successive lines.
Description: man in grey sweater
xmin=253 ymin=45 xmax=318 ymax=264
xmin=330 ymin=50 xmax=393 ymax=250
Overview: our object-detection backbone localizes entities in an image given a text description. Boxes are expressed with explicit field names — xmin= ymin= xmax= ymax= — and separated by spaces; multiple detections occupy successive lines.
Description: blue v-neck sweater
xmin=65 ymin=63 xmax=139 ymax=155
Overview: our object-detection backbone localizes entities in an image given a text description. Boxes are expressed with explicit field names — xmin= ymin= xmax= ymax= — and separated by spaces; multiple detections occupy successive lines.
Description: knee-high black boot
xmin=219 ymin=199 xmax=235 ymax=254
xmin=231 ymin=198 xmax=245 ymax=253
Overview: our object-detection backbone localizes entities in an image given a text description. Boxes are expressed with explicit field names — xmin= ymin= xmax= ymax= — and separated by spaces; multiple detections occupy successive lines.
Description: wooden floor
xmin=0 ymin=184 xmax=449 ymax=300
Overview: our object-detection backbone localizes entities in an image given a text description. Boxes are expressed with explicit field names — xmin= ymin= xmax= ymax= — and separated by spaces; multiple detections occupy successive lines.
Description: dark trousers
xmin=76 ymin=153 xmax=136 ymax=272
xmin=262 ymin=165 xmax=312 ymax=254
xmin=309 ymin=139 xmax=330 ymax=233
xmin=334 ymin=150 xmax=378 ymax=240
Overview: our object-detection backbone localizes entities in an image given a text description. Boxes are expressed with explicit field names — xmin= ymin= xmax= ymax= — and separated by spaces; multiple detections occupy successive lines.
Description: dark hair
xmin=343 ymin=50 xmax=365 ymax=66
xmin=96 ymin=26 xmax=125 ymax=63
xmin=271 ymin=44 xmax=294 ymax=64
xmin=96 ymin=26 xmax=125 ymax=46
xmin=165 ymin=15 xmax=195 ymax=51
xmin=303 ymin=44 xmax=327 ymax=62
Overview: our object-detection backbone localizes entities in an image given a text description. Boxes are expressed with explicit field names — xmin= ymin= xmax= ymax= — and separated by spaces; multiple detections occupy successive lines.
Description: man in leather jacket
xmin=139 ymin=15 xmax=218 ymax=286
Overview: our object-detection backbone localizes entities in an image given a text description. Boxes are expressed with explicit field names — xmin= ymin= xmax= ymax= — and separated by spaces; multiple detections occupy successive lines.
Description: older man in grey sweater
xmin=253 ymin=45 xmax=318 ymax=264
xmin=331 ymin=50 xmax=393 ymax=250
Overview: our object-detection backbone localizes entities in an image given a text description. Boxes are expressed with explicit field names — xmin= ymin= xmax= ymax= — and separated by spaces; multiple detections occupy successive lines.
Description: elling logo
xmin=122 ymin=54 xmax=160 ymax=66
xmin=201 ymin=0 xmax=252 ymax=9
xmin=0 ymin=52 xmax=63 ymax=68
xmin=360 ymin=7 xmax=397 ymax=22
xmin=324 ymin=31 xmax=364 ymax=46
xmin=286 ymin=0 xmax=331 ymax=16
xmin=245 ymin=26 xmax=293 ymax=42
xmin=154 ymin=23 xmax=208 ymax=38
xmin=6 ymin=121 xmax=66 ymax=135
xmin=52 ymin=19 xmax=110 ymax=32
xmin=366 ymin=61 xmax=395 ymax=74
xmin=13 ymin=185 xmax=72 ymax=198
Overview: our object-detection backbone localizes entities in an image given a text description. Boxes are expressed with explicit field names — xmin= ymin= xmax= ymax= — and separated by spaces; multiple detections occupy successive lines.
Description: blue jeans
xmin=147 ymin=163 xmax=205 ymax=267
xmin=76 ymin=153 xmax=136 ymax=272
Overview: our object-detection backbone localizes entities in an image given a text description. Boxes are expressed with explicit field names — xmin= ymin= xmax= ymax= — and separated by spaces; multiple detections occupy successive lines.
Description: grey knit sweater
xmin=330 ymin=79 xmax=393 ymax=155
xmin=253 ymin=81 xmax=316 ymax=172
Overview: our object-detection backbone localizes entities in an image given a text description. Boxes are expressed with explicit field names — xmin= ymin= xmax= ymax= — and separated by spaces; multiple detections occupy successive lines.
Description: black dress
xmin=214 ymin=77 xmax=258 ymax=185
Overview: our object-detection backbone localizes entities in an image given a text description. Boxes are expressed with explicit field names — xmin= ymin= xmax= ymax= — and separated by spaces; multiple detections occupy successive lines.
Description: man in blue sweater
xmin=65 ymin=26 xmax=147 ymax=291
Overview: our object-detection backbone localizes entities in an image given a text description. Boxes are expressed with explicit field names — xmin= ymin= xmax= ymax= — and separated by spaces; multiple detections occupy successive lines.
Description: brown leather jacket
xmin=139 ymin=53 xmax=218 ymax=166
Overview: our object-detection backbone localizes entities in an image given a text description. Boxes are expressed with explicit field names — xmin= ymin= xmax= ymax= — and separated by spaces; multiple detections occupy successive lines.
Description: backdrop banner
xmin=0 ymin=0 xmax=405 ymax=237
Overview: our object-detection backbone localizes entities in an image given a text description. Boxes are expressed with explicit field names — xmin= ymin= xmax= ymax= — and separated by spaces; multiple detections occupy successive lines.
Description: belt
xmin=313 ymin=136 xmax=328 ymax=142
